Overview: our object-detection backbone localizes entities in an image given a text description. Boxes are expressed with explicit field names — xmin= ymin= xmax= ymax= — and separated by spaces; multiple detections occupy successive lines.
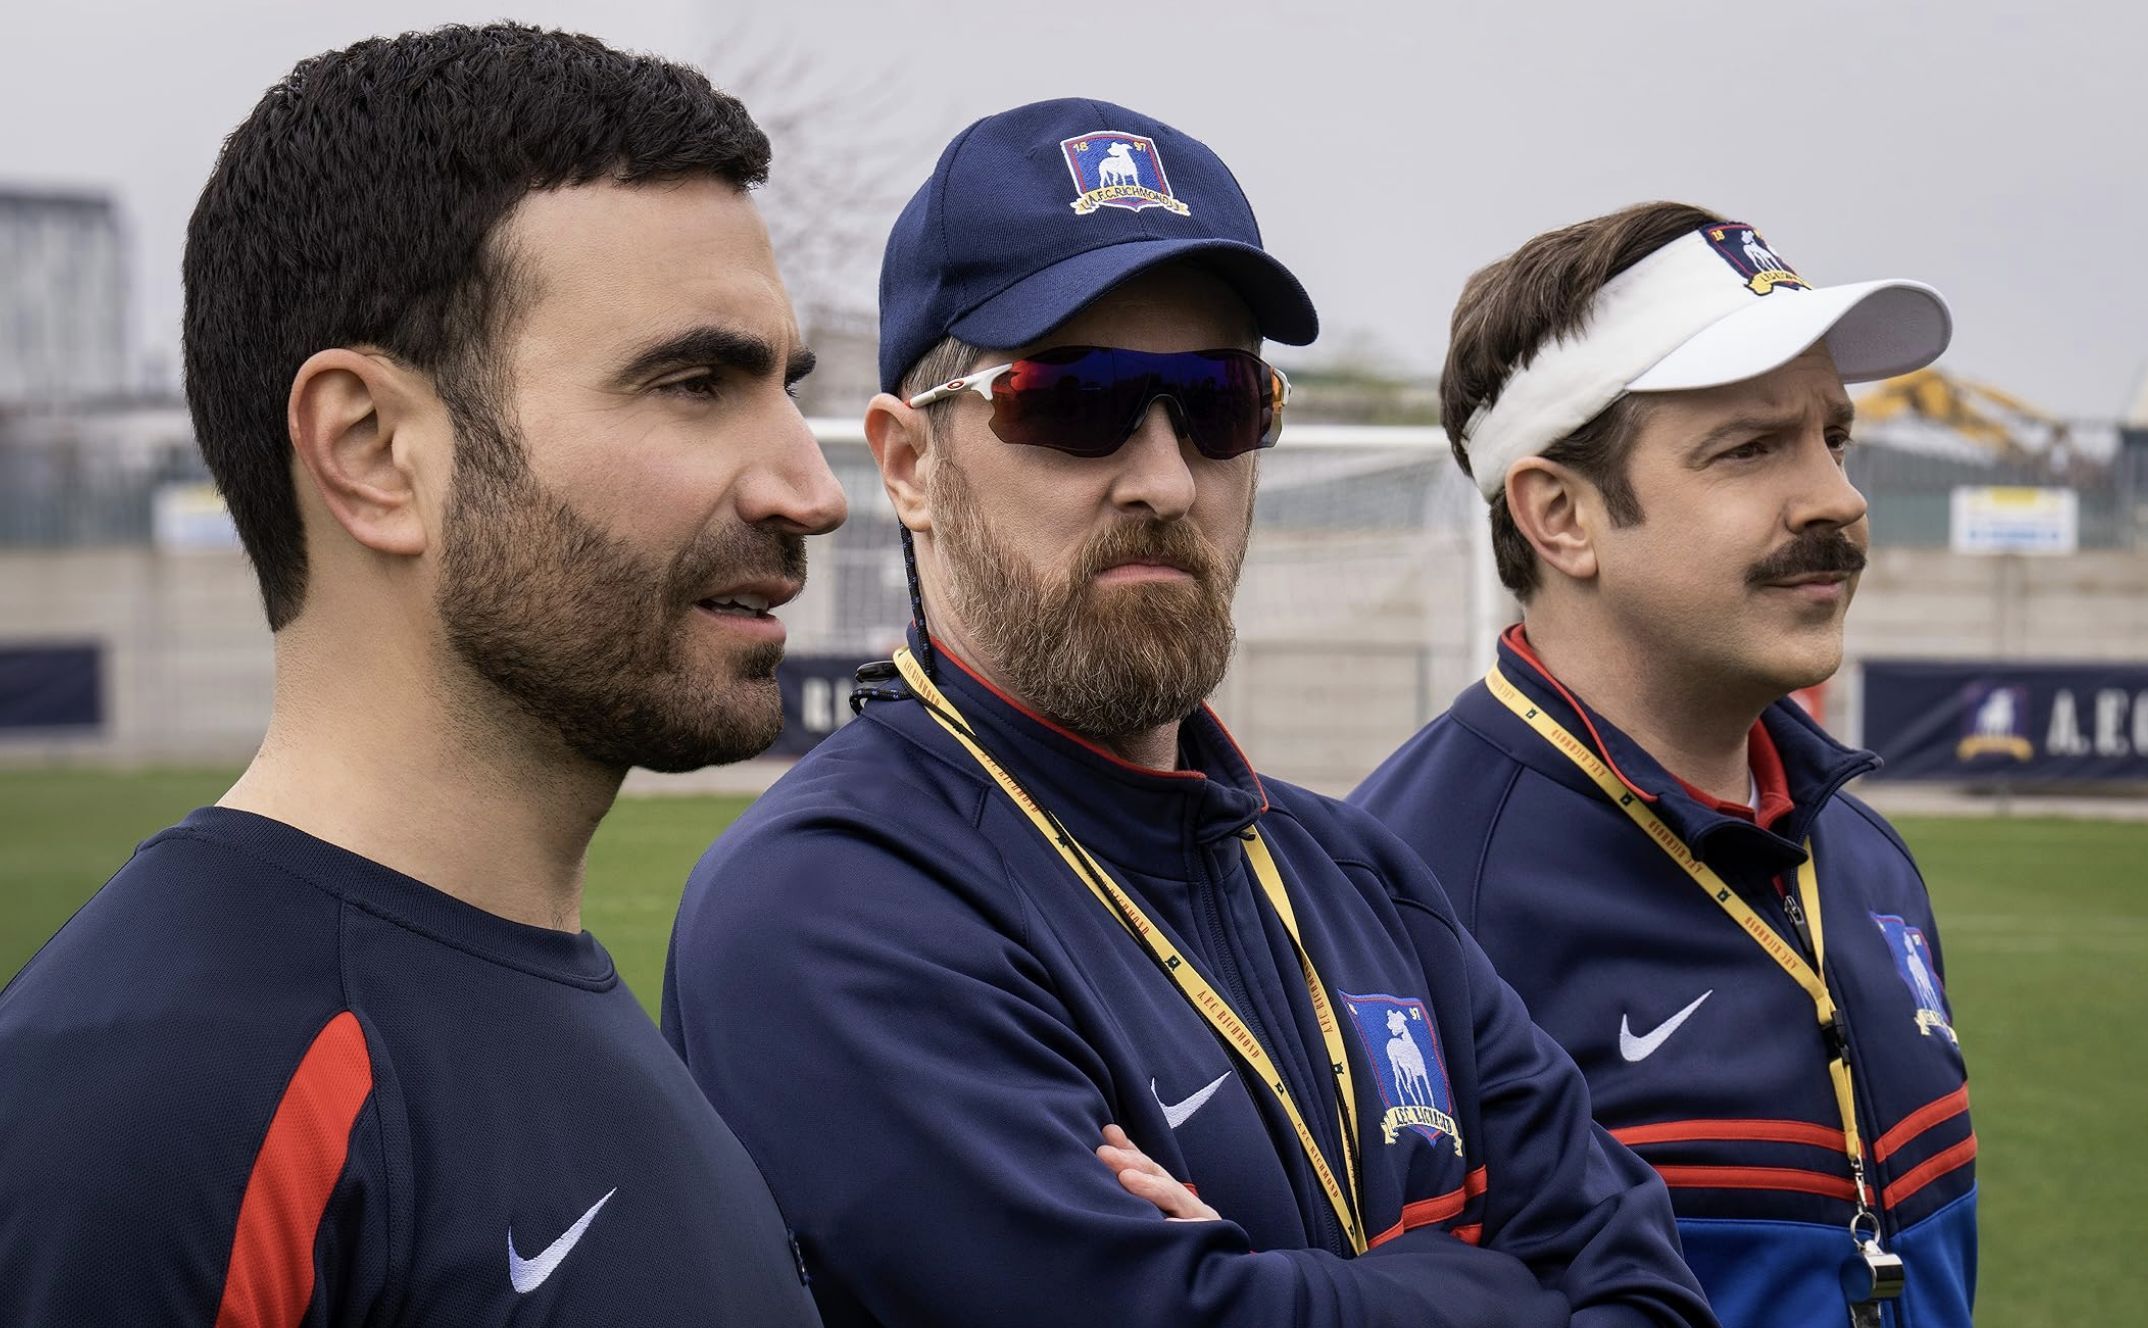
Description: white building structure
xmin=0 ymin=188 xmax=129 ymax=404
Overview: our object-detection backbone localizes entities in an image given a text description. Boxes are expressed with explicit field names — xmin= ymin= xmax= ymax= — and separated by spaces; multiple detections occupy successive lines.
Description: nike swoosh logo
xmin=1152 ymin=1072 xmax=1232 ymax=1129
xmin=1619 ymin=990 xmax=1714 ymax=1063
xmin=508 ymin=1187 xmax=616 ymax=1294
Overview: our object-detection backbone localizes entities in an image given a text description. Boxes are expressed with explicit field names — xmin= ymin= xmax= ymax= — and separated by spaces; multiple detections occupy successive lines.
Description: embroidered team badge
xmin=1702 ymin=222 xmax=1811 ymax=296
xmin=1061 ymin=132 xmax=1190 ymax=216
xmin=1955 ymin=681 xmax=2034 ymax=761
xmin=1872 ymin=914 xmax=1959 ymax=1044
xmin=1340 ymin=992 xmax=1463 ymax=1154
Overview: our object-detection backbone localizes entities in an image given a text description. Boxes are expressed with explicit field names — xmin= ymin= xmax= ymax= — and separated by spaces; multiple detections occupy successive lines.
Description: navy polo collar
xmin=1459 ymin=628 xmax=1878 ymax=873
xmin=897 ymin=628 xmax=1269 ymax=875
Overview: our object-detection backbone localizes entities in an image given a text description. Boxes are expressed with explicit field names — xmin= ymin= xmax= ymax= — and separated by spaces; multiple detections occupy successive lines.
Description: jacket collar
xmin=898 ymin=627 xmax=1270 ymax=873
xmin=1459 ymin=626 xmax=1878 ymax=874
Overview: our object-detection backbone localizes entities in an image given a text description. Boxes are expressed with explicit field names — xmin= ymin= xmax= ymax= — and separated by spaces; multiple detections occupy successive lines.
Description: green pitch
xmin=2 ymin=766 xmax=2141 ymax=1327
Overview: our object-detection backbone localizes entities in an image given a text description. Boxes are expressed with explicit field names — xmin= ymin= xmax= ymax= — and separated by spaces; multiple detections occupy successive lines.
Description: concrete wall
xmin=6 ymin=546 xmax=2146 ymax=795
xmin=1 ymin=548 xmax=269 ymax=763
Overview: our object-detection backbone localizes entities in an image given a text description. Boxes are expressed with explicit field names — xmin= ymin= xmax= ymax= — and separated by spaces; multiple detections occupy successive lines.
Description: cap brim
xmin=949 ymin=237 xmax=1319 ymax=352
xmin=1626 ymin=279 xmax=1952 ymax=392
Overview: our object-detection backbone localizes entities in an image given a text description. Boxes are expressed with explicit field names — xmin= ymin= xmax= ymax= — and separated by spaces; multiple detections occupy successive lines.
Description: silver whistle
xmin=1846 ymin=1238 xmax=1905 ymax=1326
xmin=1855 ymin=1238 xmax=1905 ymax=1302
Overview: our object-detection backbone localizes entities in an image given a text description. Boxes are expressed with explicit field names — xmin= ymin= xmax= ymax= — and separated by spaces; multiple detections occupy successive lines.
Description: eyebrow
xmin=614 ymin=325 xmax=816 ymax=387
xmin=1685 ymin=398 xmax=1858 ymax=459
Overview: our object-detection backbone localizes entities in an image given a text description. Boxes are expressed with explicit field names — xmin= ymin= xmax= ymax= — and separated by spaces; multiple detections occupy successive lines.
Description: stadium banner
xmin=1862 ymin=659 xmax=2148 ymax=782
xmin=772 ymin=653 xmax=878 ymax=757
xmin=0 ymin=642 xmax=102 ymax=732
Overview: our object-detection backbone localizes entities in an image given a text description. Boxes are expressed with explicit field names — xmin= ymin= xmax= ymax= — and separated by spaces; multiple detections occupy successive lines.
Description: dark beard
xmin=436 ymin=407 xmax=805 ymax=772
xmin=930 ymin=454 xmax=1248 ymax=741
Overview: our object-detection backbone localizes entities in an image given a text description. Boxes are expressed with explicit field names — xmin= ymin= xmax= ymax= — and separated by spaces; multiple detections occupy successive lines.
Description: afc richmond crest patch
xmin=1060 ymin=132 xmax=1190 ymax=216
xmin=1872 ymin=914 xmax=1959 ymax=1044
xmin=1340 ymin=992 xmax=1463 ymax=1154
xmin=1702 ymin=222 xmax=1811 ymax=296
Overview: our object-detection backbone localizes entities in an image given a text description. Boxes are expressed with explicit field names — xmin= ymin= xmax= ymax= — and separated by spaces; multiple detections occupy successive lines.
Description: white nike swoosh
xmin=1152 ymin=1071 xmax=1232 ymax=1129
xmin=1618 ymin=990 xmax=1714 ymax=1063
xmin=508 ymin=1187 xmax=616 ymax=1294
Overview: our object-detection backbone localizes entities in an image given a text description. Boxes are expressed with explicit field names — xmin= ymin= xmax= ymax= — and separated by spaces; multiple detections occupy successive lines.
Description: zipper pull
xmin=1782 ymin=889 xmax=1820 ymax=962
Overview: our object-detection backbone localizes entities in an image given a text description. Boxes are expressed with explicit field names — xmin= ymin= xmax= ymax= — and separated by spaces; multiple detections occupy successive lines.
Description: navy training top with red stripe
xmin=663 ymin=632 xmax=1715 ymax=1328
xmin=0 ymin=807 xmax=821 ymax=1327
xmin=1351 ymin=630 xmax=1976 ymax=1328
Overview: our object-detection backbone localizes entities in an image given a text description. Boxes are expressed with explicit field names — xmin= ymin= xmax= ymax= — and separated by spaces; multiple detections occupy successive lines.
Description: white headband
xmin=1454 ymin=223 xmax=1952 ymax=502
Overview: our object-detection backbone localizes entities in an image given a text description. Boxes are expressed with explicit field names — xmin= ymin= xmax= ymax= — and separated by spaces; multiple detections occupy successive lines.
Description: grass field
xmin=2 ymin=767 xmax=2141 ymax=1326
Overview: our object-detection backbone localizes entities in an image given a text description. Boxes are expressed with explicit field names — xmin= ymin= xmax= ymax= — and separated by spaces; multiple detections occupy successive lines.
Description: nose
xmin=1789 ymin=434 xmax=1868 ymax=534
xmin=738 ymin=403 xmax=848 ymax=536
xmin=1105 ymin=398 xmax=1198 ymax=521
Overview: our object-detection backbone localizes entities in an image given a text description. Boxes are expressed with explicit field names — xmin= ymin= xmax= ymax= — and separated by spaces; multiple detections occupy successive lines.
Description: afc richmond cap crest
xmin=1061 ymin=132 xmax=1189 ymax=216
xmin=875 ymin=97 xmax=1317 ymax=393
xmin=1700 ymin=222 xmax=1811 ymax=296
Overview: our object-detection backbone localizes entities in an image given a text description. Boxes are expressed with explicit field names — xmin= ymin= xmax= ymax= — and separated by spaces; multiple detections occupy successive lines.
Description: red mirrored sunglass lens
xmin=986 ymin=347 xmax=1281 ymax=460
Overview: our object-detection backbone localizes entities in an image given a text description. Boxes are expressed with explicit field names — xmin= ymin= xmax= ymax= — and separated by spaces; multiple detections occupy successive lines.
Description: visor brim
xmin=1626 ymin=279 xmax=1952 ymax=393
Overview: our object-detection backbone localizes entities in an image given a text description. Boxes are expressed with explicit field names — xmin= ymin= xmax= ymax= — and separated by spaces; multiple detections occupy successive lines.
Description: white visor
xmin=1455 ymin=223 xmax=1953 ymax=501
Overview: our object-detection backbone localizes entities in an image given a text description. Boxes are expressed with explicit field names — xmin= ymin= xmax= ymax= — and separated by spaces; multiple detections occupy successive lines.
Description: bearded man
xmin=0 ymin=25 xmax=844 ymax=1324
xmin=662 ymin=99 xmax=1714 ymax=1328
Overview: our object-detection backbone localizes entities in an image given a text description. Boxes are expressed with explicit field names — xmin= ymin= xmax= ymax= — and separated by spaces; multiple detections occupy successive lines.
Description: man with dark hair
xmin=0 ymin=24 xmax=842 ymax=1323
xmin=663 ymin=100 xmax=1713 ymax=1328
xmin=1352 ymin=204 xmax=1975 ymax=1328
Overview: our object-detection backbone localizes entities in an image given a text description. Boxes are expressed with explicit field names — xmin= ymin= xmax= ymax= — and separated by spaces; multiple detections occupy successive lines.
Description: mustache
xmin=1073 ymin=518 xmax=1221 ymax=584
xmin=1745 ymin=528 xmax=1867 ymax=588
xmin=668 ymin=523 xmax=808 ymax=607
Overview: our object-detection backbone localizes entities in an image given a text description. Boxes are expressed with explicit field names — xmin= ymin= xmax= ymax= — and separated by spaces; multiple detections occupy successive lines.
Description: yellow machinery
xmin=1855 ymin=368 xmax=2069 ymax=464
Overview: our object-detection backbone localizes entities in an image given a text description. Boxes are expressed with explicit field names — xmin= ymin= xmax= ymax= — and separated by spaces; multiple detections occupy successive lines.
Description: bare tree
xmin=704 ymin=32 xmax=916 ymax=339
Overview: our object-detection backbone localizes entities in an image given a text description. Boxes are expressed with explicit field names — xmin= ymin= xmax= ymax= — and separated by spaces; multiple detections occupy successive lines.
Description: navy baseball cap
xmin=877 ymin=97 xmax=1319 ymax=393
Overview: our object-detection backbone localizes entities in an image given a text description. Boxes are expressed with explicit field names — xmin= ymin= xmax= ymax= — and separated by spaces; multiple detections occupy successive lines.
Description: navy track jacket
xmin=1352 ymin=632 xmax=1976 ymax=1328
xmin=0 ymin=808 xmax=820 ymax=1327
xmin=663 ymin=639 xmax=1715 ymax=1328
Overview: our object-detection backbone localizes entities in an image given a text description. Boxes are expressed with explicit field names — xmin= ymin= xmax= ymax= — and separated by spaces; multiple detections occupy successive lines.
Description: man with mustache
xmin=663 ymin=101 xmax=1713 ymax=1328
xmin=0 ymin=25 xmax=843 ymax=1324
xmin=1352 ymin=204 xmax=1976 ymax=1328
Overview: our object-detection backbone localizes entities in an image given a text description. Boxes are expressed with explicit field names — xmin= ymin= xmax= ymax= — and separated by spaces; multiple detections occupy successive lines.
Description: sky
xmin=4 ymin=0 xmax=2144 ymax=418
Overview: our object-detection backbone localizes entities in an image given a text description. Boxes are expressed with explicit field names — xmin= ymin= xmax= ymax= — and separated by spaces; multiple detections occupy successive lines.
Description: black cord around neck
xmin=900 ymin=525 xmax=937 ymax=682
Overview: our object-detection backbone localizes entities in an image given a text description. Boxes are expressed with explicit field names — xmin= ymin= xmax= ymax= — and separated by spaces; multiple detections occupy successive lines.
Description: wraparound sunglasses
xmin=906 ymin=345 xmax=1290 ymax=459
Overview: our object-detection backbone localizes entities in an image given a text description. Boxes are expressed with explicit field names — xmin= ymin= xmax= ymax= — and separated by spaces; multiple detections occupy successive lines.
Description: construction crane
xmin=1854 ymin=368 xmax=2070 ymax=465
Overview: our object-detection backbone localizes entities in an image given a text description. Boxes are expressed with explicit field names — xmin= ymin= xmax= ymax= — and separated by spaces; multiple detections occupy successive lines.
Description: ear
xmin=865 ymin=391 xmax=933 ymax=535
xmin=1505 ymin=457 xmax=1599 ymax=584
xmin=287 ymin=348 xmax=432 ymax=558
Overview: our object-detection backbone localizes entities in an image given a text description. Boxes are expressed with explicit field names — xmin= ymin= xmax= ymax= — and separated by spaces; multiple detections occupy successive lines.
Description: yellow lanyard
xmin=893 ymin=648 xmax=1366 ymax=1254
xmin=1485 ymin=663 xmax=1883 ymax=1233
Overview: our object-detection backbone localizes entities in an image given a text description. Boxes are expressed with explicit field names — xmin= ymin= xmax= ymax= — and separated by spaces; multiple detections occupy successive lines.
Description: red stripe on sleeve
xmin=1613 ymin=1117 xmax=1847 ymax=1152
xmin=1882 ymin=1133 xmax=1978 ymax=1209
xmin=1872 ymin=1085 xmax=1972 ymax=1164
xmin=1365 ymin=1168 xmax=1492 ymax=1249
xmin=1652 ymin=1164 xmax=1858 ymax=1201
xmin=215 ymin=1011 xmax=374 ymax=1328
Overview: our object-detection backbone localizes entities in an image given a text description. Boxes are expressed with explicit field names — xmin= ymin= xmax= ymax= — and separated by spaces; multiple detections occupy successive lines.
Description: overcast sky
xmin=5 ymin=0 xmax=2143 ymax=417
